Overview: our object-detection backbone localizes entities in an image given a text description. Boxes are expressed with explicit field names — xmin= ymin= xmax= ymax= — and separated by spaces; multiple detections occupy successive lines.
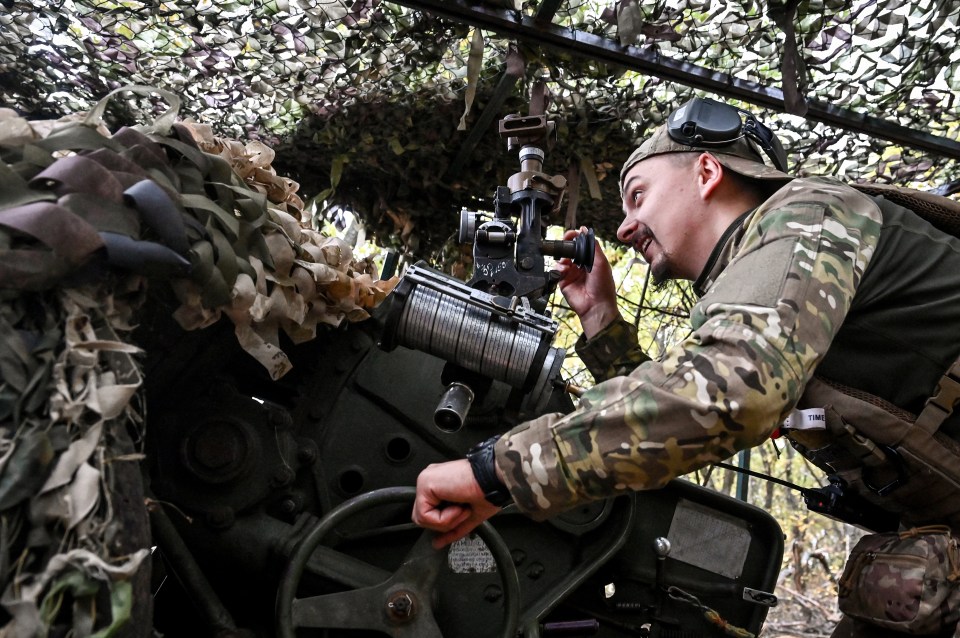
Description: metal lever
xmin=654 ymin=537 xmax=671 ymax=591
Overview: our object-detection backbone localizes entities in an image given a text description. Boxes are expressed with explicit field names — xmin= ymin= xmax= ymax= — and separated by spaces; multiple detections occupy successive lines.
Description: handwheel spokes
xmin=303 ymin=544 xmax=392 ymax=589
xmin=292 ymin=585 xmax=385 ymax=631
xmin=277 ymin=487 xmax=519 ymax=638
xmin=292 ymin=581 xmax=444 ymax=638
xmin=392 ymin=530 xmax=448 ymax=590
xmin=290 ymin=531 xmax=446 ymax=635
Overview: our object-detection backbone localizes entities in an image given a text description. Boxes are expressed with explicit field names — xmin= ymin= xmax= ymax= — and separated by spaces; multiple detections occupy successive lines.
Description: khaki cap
xmin=620 ymin=123 xmax=793 ymax=186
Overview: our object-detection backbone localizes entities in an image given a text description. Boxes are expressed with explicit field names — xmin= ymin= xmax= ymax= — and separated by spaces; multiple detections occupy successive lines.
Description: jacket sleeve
xmin=575 ymin=318 xmax=652 ymax=382
xmin=495 ymin=179 xmax=883 ymax=520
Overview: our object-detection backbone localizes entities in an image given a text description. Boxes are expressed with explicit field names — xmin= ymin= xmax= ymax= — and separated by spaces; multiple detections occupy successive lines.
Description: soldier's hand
xmin=556 ymin=227 xmax=620 ymax=338
xmin=412 ymin=459 xmax=501 ymax=549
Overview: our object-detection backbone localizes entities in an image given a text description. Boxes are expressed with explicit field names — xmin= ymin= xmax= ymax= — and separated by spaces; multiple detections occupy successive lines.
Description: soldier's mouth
xmin=637 ymin=234 xmax=654 ymax=261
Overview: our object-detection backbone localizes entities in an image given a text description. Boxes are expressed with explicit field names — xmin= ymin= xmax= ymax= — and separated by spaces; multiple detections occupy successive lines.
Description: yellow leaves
xmin=594 ymin=161 xmax=616 ymax=182
xmin=384 ymin=207 xmax=416 ymax=248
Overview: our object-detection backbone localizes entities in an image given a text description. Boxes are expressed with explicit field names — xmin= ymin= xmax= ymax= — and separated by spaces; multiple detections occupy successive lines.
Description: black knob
xmin=541 ymin=227 xmax=595 ymax=272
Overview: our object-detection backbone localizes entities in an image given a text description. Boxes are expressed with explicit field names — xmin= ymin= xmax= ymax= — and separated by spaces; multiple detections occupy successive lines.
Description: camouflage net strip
xmin=173 ymin=118 xmax=398 ymax=378
xmin=0 ymin=85 xmax=397 ymax=636
xmin=2 ymin=1 xmax=958 ymax=266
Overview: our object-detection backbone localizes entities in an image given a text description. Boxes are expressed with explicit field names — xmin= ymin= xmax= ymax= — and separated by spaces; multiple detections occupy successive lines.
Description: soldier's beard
xmin=649 ymin=250 xmax=678 ymax=286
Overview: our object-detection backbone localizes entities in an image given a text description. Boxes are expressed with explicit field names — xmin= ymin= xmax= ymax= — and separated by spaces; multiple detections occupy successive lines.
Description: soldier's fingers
xmin=413 ymin=499 xmax=469 ymax=530
xmin=433 ymin=517 xmax=482 ymax=549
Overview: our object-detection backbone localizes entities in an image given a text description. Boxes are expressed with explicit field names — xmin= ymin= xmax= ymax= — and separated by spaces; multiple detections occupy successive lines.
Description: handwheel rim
xmin=276 ymin=486 xmax=520 ymax=638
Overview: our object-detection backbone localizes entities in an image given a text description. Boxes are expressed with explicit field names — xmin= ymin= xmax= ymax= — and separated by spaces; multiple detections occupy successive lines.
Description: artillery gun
xmin=139 ymin=109 xmax=784 ymax=637
xmin=0 ymin=91 xmax=783 ymax=637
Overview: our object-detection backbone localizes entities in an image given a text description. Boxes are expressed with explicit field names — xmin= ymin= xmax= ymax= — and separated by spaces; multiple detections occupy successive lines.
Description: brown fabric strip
xmin=84 ymin=148 xmax=149 ymax=179
xmin=29 ymin=155 xmax=125 ymax=203
xmin=0 ymin=201 xmax=104 ymax=262
xmin=57 ymin=193 xmax=140 ymax=237
xmin=565 ymin=161 xmax=581 ymax=230
xmin=121 ymin=143 xmax=175 ymax=176
xmin=111 ymin=126 xmax=168 ymax=164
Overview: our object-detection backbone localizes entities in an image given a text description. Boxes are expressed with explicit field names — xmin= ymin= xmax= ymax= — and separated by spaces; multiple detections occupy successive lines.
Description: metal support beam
xmin=447 ymin=66 xmax=523 ymax=177
xmin=395 ymin=0 xmax=960 ymax=161
xmin=534 ymin=0 xmax=563 ymax=24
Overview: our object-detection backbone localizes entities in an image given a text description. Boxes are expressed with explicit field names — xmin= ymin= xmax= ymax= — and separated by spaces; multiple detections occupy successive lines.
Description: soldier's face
xmin=618 ymin=154 xmax=706 ymax=283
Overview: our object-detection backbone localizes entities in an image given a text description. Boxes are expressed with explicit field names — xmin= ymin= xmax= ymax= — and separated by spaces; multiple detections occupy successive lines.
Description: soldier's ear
xmin=696 ymin=152 xmax=725 ymax=200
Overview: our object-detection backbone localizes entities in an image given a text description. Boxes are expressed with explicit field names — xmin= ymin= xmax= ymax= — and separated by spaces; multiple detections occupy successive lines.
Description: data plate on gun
xmin=448 ymin=534 xmax=497 ymax=574
xmin=666 ymin=498 xmax=751 ymax=579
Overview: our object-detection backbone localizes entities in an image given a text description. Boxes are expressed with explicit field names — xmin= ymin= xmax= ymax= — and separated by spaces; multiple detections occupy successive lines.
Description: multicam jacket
xmin=495 ymin=176 xmax=960 ymax=520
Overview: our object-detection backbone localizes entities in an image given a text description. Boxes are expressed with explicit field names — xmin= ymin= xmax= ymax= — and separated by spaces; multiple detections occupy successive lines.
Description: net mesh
xmin=2 ymin=0 xmax=959 ymax=258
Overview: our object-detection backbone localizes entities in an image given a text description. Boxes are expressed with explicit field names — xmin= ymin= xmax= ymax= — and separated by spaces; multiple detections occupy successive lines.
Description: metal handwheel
xmin=276 ymin=486 xmax=520 ymax=638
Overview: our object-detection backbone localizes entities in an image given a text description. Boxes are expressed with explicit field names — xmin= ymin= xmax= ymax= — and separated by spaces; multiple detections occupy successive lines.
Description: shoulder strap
xmin=852 ymin=183 xmax=960 ymax=237
xmin=916 ymin=359 xmax=960 ymax=435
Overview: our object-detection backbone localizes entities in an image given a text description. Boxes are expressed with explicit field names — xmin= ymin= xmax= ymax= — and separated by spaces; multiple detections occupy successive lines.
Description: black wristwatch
xmin=466 ymin=434 xmax=513 ymax=507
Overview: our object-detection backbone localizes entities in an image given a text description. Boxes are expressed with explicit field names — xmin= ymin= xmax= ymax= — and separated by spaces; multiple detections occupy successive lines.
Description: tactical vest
xmin=783 ymin=184 xmax=960 ymax=531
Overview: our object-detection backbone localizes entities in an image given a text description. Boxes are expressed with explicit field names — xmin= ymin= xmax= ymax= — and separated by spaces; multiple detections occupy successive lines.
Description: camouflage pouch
xmin=838 ymin=525 xmax=960 ymax=635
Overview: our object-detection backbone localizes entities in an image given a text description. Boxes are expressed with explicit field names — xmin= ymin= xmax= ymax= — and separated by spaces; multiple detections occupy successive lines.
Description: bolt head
xmin=386 ymin=591 xmax=416 ymax=622
xmin=526 ymin=562 xmax=545 ymax=580
xmin=483 ymin=584 xmax=503 ymax=602
xmin=271 ymin=466 xmax=296 ymax=488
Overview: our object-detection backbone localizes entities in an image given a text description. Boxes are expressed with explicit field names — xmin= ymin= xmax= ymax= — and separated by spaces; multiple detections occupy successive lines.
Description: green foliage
xmin=548 ymin=239 xmax=694 ymax=388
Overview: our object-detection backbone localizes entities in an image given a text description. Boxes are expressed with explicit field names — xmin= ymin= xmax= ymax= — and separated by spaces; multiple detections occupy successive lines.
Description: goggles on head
xmin=666 ymin=97 xmax=789 ymax=173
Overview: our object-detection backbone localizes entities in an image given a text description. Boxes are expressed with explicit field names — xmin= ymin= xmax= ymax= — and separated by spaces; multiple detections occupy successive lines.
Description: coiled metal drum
xmin=380 ymin=263 xmax=564 ymax=395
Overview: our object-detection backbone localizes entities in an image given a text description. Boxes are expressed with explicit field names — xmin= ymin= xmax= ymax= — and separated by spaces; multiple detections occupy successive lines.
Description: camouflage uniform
xmin=490 ymin=110 xmax=960 ymax=638
xmin=495 ymin=175 xmax=885 ymax=520
xmin=493 ymin=111 xmax=960 ymax=525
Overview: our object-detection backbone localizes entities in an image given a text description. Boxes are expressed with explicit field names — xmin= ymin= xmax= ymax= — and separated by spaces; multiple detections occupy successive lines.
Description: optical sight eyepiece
xmin=541 ymin=228 xmax=595 ymax=272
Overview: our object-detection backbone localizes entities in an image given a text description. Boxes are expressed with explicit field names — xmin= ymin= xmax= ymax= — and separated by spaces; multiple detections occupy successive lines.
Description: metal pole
xmin=735 ymin=449 xmax=751 ymax=502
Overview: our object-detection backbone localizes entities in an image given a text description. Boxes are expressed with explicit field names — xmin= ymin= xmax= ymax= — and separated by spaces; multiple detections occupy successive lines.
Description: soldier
xmin=413 ymin=97 xmax=960 ymax=637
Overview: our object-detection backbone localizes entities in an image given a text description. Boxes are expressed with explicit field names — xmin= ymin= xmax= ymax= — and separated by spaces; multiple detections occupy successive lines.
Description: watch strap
xmin=466 ymin=434 xmax=512 ymax=507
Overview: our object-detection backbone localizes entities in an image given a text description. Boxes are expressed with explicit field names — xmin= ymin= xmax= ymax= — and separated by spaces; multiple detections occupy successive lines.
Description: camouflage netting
xmin=1 ymin=1 xmax=959 ymax=635
xmin=0 ymin=88 xmax=396 ymax=635
xmin=2 ymin=0 xmax=958 ymax=262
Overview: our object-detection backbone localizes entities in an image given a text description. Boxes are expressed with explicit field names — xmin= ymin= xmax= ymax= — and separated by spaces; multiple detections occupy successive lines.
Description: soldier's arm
xmin=496 ymin=181 xmax=884 ymax=520
xmin=575 ymin=318 xmax=652 ymax=382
